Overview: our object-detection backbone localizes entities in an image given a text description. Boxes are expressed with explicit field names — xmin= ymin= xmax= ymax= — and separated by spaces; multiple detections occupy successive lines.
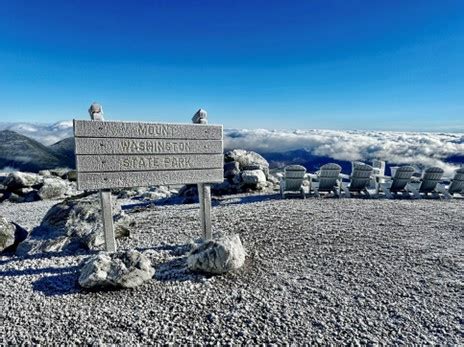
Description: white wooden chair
xmin=436 ymin=168 xmax=464 ymax=198
xmin=280 ymin=165 xmax=307 ymax=199
xmin=309 ymin=163 xmax=342 ymax=197
xmin=341 ymin=162 xmax=375 ymax=198
xmin=378 ymin=166 xmax=415 ymax=198
xmin=407 ymin=167 xmax=444 ymax=199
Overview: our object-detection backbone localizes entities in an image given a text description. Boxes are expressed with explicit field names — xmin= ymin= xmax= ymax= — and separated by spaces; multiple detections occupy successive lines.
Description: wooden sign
xmin=74 ymin=120 xmax=224 ymax=190
xmin=74 ymin=105 xmax=223 ymax=252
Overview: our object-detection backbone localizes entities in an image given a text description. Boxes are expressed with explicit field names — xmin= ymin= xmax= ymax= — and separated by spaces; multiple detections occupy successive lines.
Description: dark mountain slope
xmin=0 ymin=130 xmax=67 ymax=172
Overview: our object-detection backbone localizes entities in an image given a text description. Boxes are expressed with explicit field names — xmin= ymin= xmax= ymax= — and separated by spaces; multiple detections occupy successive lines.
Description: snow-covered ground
xmin=1 ymin=195 xmax=463 ymax=344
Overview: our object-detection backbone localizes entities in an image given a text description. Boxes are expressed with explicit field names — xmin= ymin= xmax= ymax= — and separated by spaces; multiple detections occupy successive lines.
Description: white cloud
xmin=1 ymin=122 xmax=463 ymax=176
xmin=0 ymin=121 xmax=73 ymax=145
xmin=224 ymin=129 xmax=464 ymax=175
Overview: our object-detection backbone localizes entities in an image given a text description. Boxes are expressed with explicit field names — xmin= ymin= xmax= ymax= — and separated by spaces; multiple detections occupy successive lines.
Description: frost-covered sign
xmin=74 ymin=105 xmax=223 ymax=252
xmin=74 ymin=120 xmax=223 ymax=190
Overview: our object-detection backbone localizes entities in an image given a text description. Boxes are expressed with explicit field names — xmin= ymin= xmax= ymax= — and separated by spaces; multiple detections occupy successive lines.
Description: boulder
xmin=16 ymin=194 xmax=134 ymax=255
xmin=0 ymin=217 xmax=15 ymax=251
xmin=49 ymin=168 xmax=70 ymax=179
xmin=224 ymin=149 xmax=269 ymax=177
xmin=38 ymin=170 xmax=52 ymax=177
xmin=241 ymin=169 xmax=266 ymax=186
xmin=0 ymin=217 xmax=28 ymax=253
xmin=224 ymin=161 xmax=240 ymax=178
xmin=38 ymin=177 xmax=68 ymax=200
xmin=187 ymin=234 xmax=245 ymax=274
xmin=78 ymin=250 xmax=154 ymax=289
xmin=5 ymin=172 xmax=43 ymax=190
xmin=66 ymin=170 xmax=77 ymax=181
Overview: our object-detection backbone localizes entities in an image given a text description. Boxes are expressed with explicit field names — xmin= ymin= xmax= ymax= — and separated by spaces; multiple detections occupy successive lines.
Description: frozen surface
xmin=0 ymin=195 xmax=463 ymax=344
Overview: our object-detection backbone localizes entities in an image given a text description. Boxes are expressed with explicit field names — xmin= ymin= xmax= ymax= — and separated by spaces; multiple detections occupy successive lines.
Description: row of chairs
xmin=279 ymin=161 xmax=464 ymax=199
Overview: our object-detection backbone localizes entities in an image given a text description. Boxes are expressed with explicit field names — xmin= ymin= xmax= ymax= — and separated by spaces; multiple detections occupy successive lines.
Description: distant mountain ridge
xmin=1 ymin=121 xmax=463 ymax=174
xmin=0 ymin=121 xmax=73 ymax=146
xmin=0 ymin=130 xmax=72 ymax=172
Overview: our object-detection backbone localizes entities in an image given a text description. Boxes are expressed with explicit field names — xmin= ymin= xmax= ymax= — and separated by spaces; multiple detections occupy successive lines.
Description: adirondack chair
xmin=372 ymin=159 xmax=386 ymax=176
xmin=280 ymin=165 xmax=307 ymax=199
xmin=378 ymin=166 xmax=415 ymax=198
xmin=341 ymin=162 xmax=374 ymax=198
xmin=436 ymin=167 xmax=464 ymax=198
xmin=309 ymin=163 xmax=342 ymax=197
xmin=407 ymin=167 xmax=444 ymax=198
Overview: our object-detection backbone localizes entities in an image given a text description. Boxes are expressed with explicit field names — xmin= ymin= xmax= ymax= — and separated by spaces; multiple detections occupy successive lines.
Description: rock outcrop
xmin=187 ymin=234 xmax=245 ymax=274
xmin=16 ymin=194 xmax=134 ymax=255
xmin=0 ymin=216 xmax=28 ymax=253
xmin=0 ymin=170 xmax=78 ymax=203
xmin=78 ymin=250 xmax=154 ymax=289
xmin=225 ymin=149 xmax=270 ymax=177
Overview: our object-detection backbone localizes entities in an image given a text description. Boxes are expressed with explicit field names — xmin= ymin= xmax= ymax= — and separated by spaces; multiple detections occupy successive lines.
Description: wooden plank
xmin=74 ymin=119 xmax=222 ymax=140
xmin=76 ymin=154 xmax=223 ymax=173
xmin=100 ymin=189 xmax=116 ymax=252
xmin=77 ymin=168 xmax=224 ymax=190
xmin=75 ymin=138 xmax=223 ymax=155
xmin=198 ymin=183 xmax=212 ymax=239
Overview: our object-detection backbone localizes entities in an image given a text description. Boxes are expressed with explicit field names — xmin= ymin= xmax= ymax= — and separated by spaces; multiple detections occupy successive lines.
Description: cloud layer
xmin=1 ymin=122 xmax=462 ymax=176
xmin=225 ymin=129 xmax=464 ymax=175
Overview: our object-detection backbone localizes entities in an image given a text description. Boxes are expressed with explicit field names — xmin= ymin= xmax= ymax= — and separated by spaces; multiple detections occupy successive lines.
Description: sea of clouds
xmin=225 ymin=129 xmax=464 ymax=175
xmin=1 ymin=122 xmax=463 ymax=175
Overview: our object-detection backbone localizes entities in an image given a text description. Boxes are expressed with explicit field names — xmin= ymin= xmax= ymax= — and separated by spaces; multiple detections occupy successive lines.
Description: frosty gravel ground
xmin=1 ymin=194 xmax=463 ymax=344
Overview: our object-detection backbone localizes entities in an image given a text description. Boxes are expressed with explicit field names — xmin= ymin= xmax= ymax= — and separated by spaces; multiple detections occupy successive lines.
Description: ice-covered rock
xmin=16 ymin=194 xmax=134 ymax=255
xmin=241 ymin=169 xmax=266 ymax=186
xmin=224 ymin=149 xmax=269 ymax=177
xmin=0 ymin=217 xmax=15 ymax=251
xmin=38 ymin=177 xmax=69 ymax=200
xmin=5 ymin=172 xmax=43 ymax=190
xmin=78 ymin=250 xmax=154 ymax=289
xmin=0 ymin=216 xmax=28 ymax=253
xmin=187 ymin=234 xmax=245 ymax=274
xmin=224 ymin=161 xmax=240 ymax=178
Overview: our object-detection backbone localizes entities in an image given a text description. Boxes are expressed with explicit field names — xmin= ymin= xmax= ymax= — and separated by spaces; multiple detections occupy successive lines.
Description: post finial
xmin=88 ymin=102 xmax=104 ymax=121
xmin=192 ymin=108 xmax=207 ymax=124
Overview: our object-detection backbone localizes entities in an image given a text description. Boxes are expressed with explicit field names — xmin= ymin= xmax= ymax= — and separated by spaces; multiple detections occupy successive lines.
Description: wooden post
xmin=89 ymin=103 xmax=116 ymax=252
xmin=193 ymin=109 xmax=212 ymax=240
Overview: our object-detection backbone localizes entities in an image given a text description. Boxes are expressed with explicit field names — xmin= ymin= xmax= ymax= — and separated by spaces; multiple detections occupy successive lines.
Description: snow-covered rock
xmin=78 ymin=250 xmax=154 ymax=289
xmin=38 ymin=177 xmax=69 ymax=200
xmin=5 ymin=172 xmax=43 ymax=190
xmin=0 ymin=217 xmax=15 ymax=251
xmin=241 ymin=169 xmax=266 ymax=186
xmin=187 ymin=234 xmax=245 ymax=274
xmin=224 ymin=149 xmax=269 ymax=177
xmin=0 ymin=216 xmax=28 ymax=252
xmin=16 ymin=194 xmax=134 ymax=255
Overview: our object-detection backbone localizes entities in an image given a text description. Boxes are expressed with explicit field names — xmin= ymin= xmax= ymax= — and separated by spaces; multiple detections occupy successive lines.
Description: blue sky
xmin=0 ymin=0 xmax=463 ymax=131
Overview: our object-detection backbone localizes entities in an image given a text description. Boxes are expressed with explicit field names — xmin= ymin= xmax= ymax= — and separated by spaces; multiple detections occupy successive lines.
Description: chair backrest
xmin=318 ymin=163 xmax=342 ymax=191
xmin=390 ymin=166 xmax=415 ymax=192
xmin=448 ymin=168 xmax=464 ymax=194
xmin=419 ymin=167 xmax=444 ymax=192
xmin=372 ymin=160 xmax=386 ymax=176
xmin=350 ymin=162 xmax=373 ymax=191
xmin=283 ymin=165 xmax=306 ymax=191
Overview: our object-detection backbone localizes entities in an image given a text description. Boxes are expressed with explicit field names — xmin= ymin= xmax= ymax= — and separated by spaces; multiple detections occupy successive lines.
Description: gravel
xmin=0 ymin=194 xmax=463 ymax=344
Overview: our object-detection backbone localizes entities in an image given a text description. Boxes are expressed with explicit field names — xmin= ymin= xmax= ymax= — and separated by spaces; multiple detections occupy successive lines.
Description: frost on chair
xmin=378 ymin=166 xmax=415 ymax=198
xmin=310 ymin=163 xmax=342 ymax=197
xmin=280 ymin=165 xmax=307 ymax=199
xmin=437 ymin=168 xmax=464 ymax=198
xmin=341 ymin=162 xmax=374 ymax=198
xmin=407 ymin=167 xmax=444 ymax=199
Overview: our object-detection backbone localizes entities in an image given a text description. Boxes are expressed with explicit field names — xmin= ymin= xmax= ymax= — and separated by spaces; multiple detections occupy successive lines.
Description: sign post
xmin=193 ymin=109 xmax=212 ymax=240
xmin=75 ymin=104 xmax=223 ymax=251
